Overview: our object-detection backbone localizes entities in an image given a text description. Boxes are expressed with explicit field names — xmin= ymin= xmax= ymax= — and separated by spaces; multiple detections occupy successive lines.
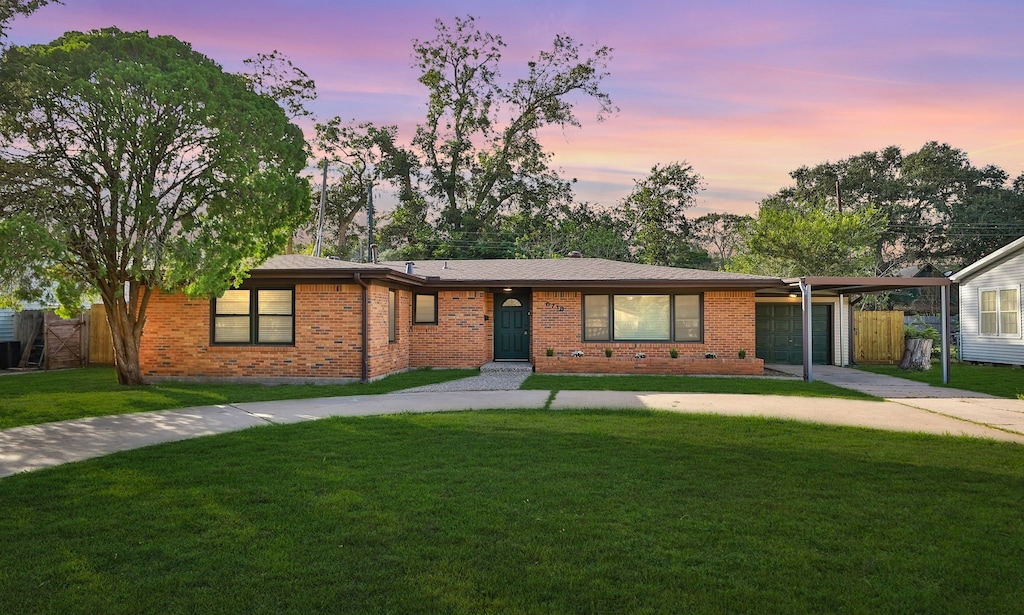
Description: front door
xmin=494 ymin=293 xmax=530 ymax=360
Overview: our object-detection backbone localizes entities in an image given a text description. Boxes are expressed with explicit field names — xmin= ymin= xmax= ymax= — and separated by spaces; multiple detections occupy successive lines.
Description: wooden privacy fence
xmin=854 ymin=310 xmax=905 ymax=364
xmin=5 ymin=307 xmax=115 ymax=370
xmin=88 ymin=304 xmax=115 ymax=365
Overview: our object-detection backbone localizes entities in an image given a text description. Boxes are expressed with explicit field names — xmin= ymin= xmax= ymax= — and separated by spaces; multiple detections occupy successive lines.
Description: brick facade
xmin=409 ymin=290 xmax=493 ymax=368
xmin=531 ymin=290 xmax=763 ymax=376
xmin=140 ymin=285 xmax=763 ymax=382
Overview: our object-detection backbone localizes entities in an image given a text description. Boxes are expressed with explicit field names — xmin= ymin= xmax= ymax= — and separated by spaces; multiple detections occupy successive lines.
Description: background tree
xmin=314 ymin=119 xmax=411 ymax=259
xmin=0 ymin=28 xmax=309 ymax=384
xmin=729 ymin=200 xmax=886 ymax=277
xmin=775 ymin=142 xmax=1024 ymax=272
xmin=620 ymin=162 xmax=705 ymax=266
xmin=380 ymin=15 xmax=615 ymax=258
xmin=690 ymin=212 xmax=751 ymax=271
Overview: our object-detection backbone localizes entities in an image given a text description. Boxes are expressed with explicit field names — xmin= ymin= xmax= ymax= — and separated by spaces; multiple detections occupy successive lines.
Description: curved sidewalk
xmin=3 ymin=369 xmax=1024 ymax=478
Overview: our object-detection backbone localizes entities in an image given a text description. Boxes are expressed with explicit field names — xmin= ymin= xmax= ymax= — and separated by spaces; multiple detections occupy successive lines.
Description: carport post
xmin=800 ymin=279 xmax=813 ymax=382
xmin=941 ymin=284 xmax=950 ymax=385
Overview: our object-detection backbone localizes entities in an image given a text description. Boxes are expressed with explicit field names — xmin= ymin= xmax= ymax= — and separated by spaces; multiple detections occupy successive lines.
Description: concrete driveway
xmin=3 ymin=368 xmax=1023 ymax=478
xmin=766 ymin=363 xmax=1024 ymax=438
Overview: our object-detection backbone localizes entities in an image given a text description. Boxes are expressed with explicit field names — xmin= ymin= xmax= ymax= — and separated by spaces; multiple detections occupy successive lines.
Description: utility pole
xmin=314 ymin=159 xmax=327 ymax=257
xmin=366 ymin=182 xmax=375 ymax=254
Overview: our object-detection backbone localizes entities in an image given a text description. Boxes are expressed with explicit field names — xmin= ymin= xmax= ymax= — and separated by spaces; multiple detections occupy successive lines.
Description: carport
xmin=785 ymin=276 xmax=953 ymax=384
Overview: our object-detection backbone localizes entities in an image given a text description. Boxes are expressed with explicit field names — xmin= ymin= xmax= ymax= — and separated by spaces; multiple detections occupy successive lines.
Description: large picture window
xmin=980 ymin=287 xmax=1020 ymax=337
xmin=213 ymin=289 xmax=294 ymax=345
xmin=583 ymin=294 xmax=703 ymax=342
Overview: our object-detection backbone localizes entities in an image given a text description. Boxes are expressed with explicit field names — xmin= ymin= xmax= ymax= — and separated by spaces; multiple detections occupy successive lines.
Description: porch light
xmin=502 ymin=287 xmax=513 ymax=292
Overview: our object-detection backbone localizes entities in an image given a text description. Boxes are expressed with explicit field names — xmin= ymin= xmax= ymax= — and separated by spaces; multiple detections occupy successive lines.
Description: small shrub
xmin=545 ymin=348 xmax=555 ymax=357
xmin=669 ymin=348 xmax=679 ymax=359
xmin=738 ymin=349 xmax=747 ymax=359
xmin=604 ymin=348 xmax=613 ymax=357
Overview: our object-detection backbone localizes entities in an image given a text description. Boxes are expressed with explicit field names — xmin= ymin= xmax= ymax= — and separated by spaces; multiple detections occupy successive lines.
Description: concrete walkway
xmin=3 ymin=367 xmax=1024 ymax=478
xmin=766 ymin=363 xmax=1024 ymax=440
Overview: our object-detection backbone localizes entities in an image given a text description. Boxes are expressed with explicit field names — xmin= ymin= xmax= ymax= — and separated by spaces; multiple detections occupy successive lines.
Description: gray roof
xmin=255 ymin=254 xmax=395 ymax=271
xmin=379 ymin=258 xmax=779 ymax=285
xmin=251 ymin=255 xmax=782 ymax=288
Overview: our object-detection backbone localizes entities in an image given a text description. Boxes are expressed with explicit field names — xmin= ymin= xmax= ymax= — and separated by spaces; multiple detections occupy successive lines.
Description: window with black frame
xmin=212 ymin=289 xmax=294 ymax=344
xmin=583 ymin=293 xmax=702 ymax=343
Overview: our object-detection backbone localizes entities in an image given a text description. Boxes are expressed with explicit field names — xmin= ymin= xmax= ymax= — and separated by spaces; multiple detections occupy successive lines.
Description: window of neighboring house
xmin=413 ymin=293 xmax=438 ymax=324
xmin=213 ymin=289 xmax=294 ymax=345
xmin=388 ymin=289 xmax=397 ymax=342
xmin=980 ymin=287 xmax=1020 ymax=336
xmin=583 ymin=294 xmax=703 ymax=342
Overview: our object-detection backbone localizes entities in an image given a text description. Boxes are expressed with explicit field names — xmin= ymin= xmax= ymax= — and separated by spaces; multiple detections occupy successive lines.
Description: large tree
xmin=728 ymin=200 xmax=887 ymax=277
xmin=620 ymin=162 xmax=705 ymax=266
xmin=776 ymin=142 xmax=1024 ymax=271
xmin=0 ymin=28 xmax=309 ymax=384
xmin=381 ymin=15 xmax=615 ymax=258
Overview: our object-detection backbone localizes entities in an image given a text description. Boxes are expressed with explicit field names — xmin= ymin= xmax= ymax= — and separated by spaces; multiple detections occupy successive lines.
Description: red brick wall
xmin=531 ymin=290 xmax=762 ymax=375
xmin=409 ymin=289 xmax=492 ymax=368
xmin=140 ymin=285 xmax=763 ymax=381
xmin=140 ymin=283 xmax=413 ymax=382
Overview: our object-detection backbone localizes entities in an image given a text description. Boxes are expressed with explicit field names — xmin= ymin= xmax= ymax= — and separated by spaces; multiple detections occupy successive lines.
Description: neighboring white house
xmin=951 ymin=235 xmax=1024 ymax=366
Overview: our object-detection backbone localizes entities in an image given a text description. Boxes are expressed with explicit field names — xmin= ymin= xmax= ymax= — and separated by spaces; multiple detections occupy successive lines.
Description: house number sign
xmin=544 ymin=301 xmax=566 ymax=312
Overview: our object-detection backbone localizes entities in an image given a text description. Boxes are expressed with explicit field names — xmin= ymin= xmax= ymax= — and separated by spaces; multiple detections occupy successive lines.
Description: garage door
xmin=755 ymin=304 xmax=831 ymax=365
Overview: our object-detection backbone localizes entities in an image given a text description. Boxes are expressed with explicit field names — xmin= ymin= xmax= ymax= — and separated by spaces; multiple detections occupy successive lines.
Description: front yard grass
xmin=858 ymin=362 xmax=1024 ymax=399
xmin=1 ymin=410 xmax=1022 ymax=614
xmin=522 ymin=373 xmax=881 ymax=400
xmin=0 ymin=367 xmax=477 ymax=429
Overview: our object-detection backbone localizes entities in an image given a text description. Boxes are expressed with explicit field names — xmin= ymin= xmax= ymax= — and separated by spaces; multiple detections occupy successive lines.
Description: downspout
xmin=354 ymin=273 xmax=369 ymax=384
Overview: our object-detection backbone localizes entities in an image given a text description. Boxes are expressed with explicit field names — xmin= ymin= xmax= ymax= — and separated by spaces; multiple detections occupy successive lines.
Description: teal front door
xmin=494 ymin=293 xmax=530 ymax=360
xmin=755 ymin=304 xmax=831 ymax=365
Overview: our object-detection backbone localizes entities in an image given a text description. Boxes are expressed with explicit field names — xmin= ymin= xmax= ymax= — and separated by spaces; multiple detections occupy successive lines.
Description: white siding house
xmin=951 ymin=236 xmax=1024 ymax=366
xmin=0 ymin=309 xmax=14 ymax=341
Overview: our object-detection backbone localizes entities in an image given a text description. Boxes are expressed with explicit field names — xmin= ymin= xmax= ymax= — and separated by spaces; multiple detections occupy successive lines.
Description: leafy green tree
xmin=0 ymin=28 xmax=309 ymax=384
xmin=691 ymin=212 xmax=752 ymax=270
xmin=621 ymin=162 xmax=704 ymax=266
xmin=776 ymin=142 xmax=1024 ymax=271
xmin=396 ymin=15 xmax=615 ymax=257
xmin=314 ymin=120 xmax=414 ymax=259
xmin=729 ymin=201 xmax=886 ymax=277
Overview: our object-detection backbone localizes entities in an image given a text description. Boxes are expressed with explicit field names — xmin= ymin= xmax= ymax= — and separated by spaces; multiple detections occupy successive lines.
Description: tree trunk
xmin=899 ymin=338 xmax=933 ymax=371
xmin=101 ymin=282 xmax=151 ymax=386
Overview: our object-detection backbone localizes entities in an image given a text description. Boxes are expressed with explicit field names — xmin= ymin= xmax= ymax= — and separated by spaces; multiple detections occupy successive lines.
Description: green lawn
xmin=523 ymin=373 xmax=881 ymax=400
xmin=1 ymin=410 xmax=1022 ymax=614
xmin=0 ymin=367 xmax=477 ymax=429
xmin=859 ymin=363 xmax=1024 ymax=399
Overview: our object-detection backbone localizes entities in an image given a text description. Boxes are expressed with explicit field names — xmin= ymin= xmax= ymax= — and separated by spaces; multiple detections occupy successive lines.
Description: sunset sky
xmin=7 ymin=0 xmax=1024 ymax=215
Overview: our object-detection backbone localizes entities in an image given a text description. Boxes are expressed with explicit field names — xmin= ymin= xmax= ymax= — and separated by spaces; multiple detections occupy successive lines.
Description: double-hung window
xmin=213 ymin=289 xmax=294 ymax=345
xmin=980 ymin=287 xmax=1020 ymax=337
xmin=583 ymin=293 xmax=703 ymax=342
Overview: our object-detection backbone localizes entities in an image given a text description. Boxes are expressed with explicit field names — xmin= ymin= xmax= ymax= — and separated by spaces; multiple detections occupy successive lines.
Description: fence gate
xmin=44 ymin=312 xmax=86 ymax=370
xmin=853 ymin=311 xmax=904 ymax=364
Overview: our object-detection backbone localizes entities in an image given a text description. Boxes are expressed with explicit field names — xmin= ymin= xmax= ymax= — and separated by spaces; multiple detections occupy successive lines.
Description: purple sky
xmin=8 ymin=0 xmax=1024 ymax=215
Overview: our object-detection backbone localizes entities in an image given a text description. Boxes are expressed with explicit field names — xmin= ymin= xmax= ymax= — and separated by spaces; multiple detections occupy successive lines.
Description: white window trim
xmin=978 ymin=285 xmax=1021 ymax=338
